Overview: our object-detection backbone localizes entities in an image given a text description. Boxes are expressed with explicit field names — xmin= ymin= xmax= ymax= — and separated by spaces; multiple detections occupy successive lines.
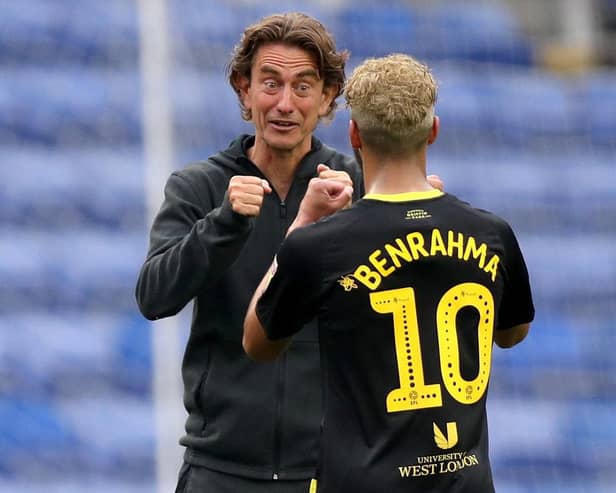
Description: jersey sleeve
xmin=496 ymin=224 xmax=535 ymax=330
xmin=256 ymin=227 xmax=322 ymax=340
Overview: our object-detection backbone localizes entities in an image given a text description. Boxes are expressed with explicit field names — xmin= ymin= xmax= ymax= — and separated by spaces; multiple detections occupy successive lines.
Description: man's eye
xmin=264 ymin=80 xmax=278 ymax=89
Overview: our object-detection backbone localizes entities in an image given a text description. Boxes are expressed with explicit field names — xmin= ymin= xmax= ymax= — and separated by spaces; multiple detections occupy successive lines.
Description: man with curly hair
xmin=244 ymin=54 xmax=534 ymax=493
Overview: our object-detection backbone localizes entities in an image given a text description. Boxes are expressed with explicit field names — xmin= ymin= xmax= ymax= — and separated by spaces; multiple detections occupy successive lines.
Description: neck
xmin=361 ymin=146 xmax=433 ymax=195
xmin=248 ymin=136 xmax=312 ymax=200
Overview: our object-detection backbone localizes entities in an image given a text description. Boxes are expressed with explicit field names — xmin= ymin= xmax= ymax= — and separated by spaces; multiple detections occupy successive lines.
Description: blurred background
xmin=0 ymin=0 xmax=615 ymax=492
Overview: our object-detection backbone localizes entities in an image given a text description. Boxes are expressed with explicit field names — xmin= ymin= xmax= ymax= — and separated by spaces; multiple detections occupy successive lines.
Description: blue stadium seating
xmin=0 ymin=313 xmax=151 ymax=398
xmin=416 ymin=4 xmax=534 ymax=65
xmin=0 ymin=68 xmax=257 ymax=149
xmin=0 ymin=0 xmax=139 ymax=67
xmin=334 ymin=6 xmax=418 ymax=60
xmin=171 ymin=71 xmax=253 ymax=150
xmin=478 ymin=70 xmax=581 ymax=146
xmin=1 ymin=1 xmax=615 ymax=492
xmin=0 ymin=68 xmax=142 ymax=147
xmin=0 ymin=230 xmax=144 ymax=313
xmin=0 ymin=399 xmax=81 ymax=475
xmin=577 ymin=71 xmax=616 ymax=147
xmin=0 ymin=396 xmax=154 ymax=481
xmin=333 ymin=3 xmax=533 ymax=65
xmin=0 ymin=148 xmax=145 ymax=230
xmin=428 ymin=65 xmax=485 ymax=150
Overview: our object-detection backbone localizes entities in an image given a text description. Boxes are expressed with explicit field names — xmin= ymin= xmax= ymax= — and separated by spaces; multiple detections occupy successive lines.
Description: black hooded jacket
xmin=135 ymin=135 xmax=362 ymax=479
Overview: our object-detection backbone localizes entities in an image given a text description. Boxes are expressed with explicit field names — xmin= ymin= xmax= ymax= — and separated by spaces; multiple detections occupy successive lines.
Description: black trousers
xmin=175 ymin=463 xmax=312 ymax=493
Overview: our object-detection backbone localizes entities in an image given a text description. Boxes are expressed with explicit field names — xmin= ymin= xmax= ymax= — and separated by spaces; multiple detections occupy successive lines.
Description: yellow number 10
xmin=369 ymin=283 xmax=494 ymax=413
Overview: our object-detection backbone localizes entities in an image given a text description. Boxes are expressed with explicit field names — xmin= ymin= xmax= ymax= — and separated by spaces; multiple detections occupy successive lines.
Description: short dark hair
xmin=227 ymin=12 xmax=348 ymax=121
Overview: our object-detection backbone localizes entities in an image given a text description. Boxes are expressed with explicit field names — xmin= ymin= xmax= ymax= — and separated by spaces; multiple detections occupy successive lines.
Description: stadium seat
xmin=0 ymin=68 xmax=142 ymax=147
xmin=171 ymin=71 xmax=253 ymax=150
xmin=0 ymin=230 xmax=144 ymax=312
xmin=0 ymin=0 xmax=139 ymax=67
xmin=0 ymin=398 xmax=80 ymax=475
xmin=430 ymin=151 xmax=616 ymax=233
xmin=333 ymin=3 xmax=533 ymax=66
xmin=0 ymin=148 xmax=144 ymax=230
xmin=55 ymin=396 xmax=155 ymax=478
xmin=577 ymin=71 xmax=616 ymax=148
xmin=0 ymin=396 xmax=153 ymax=481
xmin=0 ymin=312 xmax=151 ymax=400
xmin=471 ymin=69 xmax=580 ymax=147
xmin=333 ymin=5 xmax=418 ymax=60
xmin=489 ymin=399 xmax=608 ymax=491
xmin=415 ymin=3 xmax=534 ymax=65
xmin=168 ymin=1 xmax=331 ymax=69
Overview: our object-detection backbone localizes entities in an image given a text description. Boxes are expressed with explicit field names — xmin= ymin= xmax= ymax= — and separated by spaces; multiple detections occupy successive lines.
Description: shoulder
xmin=167 ymin=160 xmax=225 ymax=200
xmin=288 ymin=206 xmax=356 ymax=249
xmin=444 ymin=196 xmax=525 ymax=262
xmin=165 ymin=148 xmax=248 ymax=209
xmin=173 ymin=134 xmax=252 ymax=182
xmin=443 ymin=194 xmax=513 ymax=232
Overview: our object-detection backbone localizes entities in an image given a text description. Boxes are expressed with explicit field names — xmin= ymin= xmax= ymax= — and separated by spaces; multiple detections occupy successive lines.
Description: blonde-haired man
xmin=244 ymin=54 xmax=534 ymax=492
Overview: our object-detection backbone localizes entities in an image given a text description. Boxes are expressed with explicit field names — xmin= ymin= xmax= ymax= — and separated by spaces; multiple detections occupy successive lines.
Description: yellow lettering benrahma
xmin=484 ymin=255 xmax=499 ymax=282
xmin=463 ymin=236 xmax=487 ymax=268
xmin=430 ymin=229 xmax=447 ymax=256
xmin=406 ymin=232 xmax=429 ymax=260
xmin=384 ymin=238 xmax=413 ymax=267
xmin=369 ymin=249 xmax=395 ymax=277
xmin=353 ymin=264 xmax=381 ymax=290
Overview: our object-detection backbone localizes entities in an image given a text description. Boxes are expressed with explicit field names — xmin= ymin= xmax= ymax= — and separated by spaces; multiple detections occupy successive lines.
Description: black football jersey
xmin=257 ymin=190 xmax=534 ymax=493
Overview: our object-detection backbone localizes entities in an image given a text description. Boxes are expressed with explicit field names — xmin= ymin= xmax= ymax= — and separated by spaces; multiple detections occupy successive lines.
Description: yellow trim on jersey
xmin=309 ymin=478 xmax=318 ymax=493
xmin=364 ymin=189 xmax=444 ymax=202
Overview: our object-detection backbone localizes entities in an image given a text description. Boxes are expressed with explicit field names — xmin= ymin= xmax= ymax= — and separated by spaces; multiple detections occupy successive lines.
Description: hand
xmin=227 ymin=176 xmax=272 ymax=217
xmin=288 ymin=178 xmax=353 ymax=235
xmin=317 ymin=163 xmax=353 ymax=188
xmin=317 ymin=163 xmax=353 ymax=208
xmin=427 ymin=174 xmax=444 ymax=191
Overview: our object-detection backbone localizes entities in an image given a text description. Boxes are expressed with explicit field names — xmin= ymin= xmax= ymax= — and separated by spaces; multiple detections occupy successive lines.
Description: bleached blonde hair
xmin=344 ymin=53 xmax=438 ymax=155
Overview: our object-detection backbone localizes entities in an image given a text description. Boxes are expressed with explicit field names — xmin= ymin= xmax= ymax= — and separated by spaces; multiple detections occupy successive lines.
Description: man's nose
xmin=276 ymin=84 xmax=294 ymax=113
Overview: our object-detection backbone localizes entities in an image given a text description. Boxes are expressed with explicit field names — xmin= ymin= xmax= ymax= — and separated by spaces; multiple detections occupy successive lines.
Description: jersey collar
xmin=363 ymin=190 xmax=444 ymax=202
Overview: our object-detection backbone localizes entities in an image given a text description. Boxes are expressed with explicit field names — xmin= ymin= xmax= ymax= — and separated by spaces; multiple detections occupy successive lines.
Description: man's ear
xmin=235 ymin=74 xmax=252 ymax=111
xmin=349 ymin=120 xmax=363 ymax=149
xmin=318 ymin=85 xmax=337 ymax=117
xmin=349 ymin=119 xmax=362 ymax=149
xmin=427 ymin=115 xmax=440 ymax=145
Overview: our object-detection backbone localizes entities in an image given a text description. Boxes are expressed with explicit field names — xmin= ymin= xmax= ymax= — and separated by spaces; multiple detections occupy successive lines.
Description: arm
xmin=135 ymin=172 xmax=270 ymax=320
xmin=242 ymin=258 xmax=293 ymax=362
xmin=243 ymin=177 xmax=353 ymax=361
xmin=494 ymin=322 xmax=530 ymax=348
xmin=494 ymin=222 xmax=534 ymax=349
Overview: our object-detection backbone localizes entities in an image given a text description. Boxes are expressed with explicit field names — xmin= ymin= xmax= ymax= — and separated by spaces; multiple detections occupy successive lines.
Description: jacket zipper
xmin=272 ymin=199 xmax=288 ymax=479
xmin=273 ymin=353 xmax=287 ymax=479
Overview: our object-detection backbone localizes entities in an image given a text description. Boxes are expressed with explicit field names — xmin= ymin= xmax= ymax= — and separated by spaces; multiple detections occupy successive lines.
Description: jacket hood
xmin=212 ymin=134 xmax=341 ymax=178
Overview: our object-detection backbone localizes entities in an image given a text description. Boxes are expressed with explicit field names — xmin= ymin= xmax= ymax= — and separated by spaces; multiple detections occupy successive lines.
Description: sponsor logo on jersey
xmin=406 ymin=209 xmax=431 ymax=220
xmin=337 ymin=275 xmax=358 ymax=291
xmin=433 ymin=422 xmax=458 ymax=450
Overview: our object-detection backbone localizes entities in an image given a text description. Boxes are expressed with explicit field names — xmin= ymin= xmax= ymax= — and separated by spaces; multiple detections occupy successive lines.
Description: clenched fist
xmin=317 ymin=164 xmax=353 ymax=209
xmin=227 ymin=176 xmax=272 ymax=217
xmin=287 ymin=177 xmax=353 ymax=235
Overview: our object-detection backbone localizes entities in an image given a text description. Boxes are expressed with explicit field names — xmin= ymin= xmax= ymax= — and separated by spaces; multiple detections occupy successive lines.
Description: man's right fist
xmin=228 ymin=176 xmax=272 ymax=217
